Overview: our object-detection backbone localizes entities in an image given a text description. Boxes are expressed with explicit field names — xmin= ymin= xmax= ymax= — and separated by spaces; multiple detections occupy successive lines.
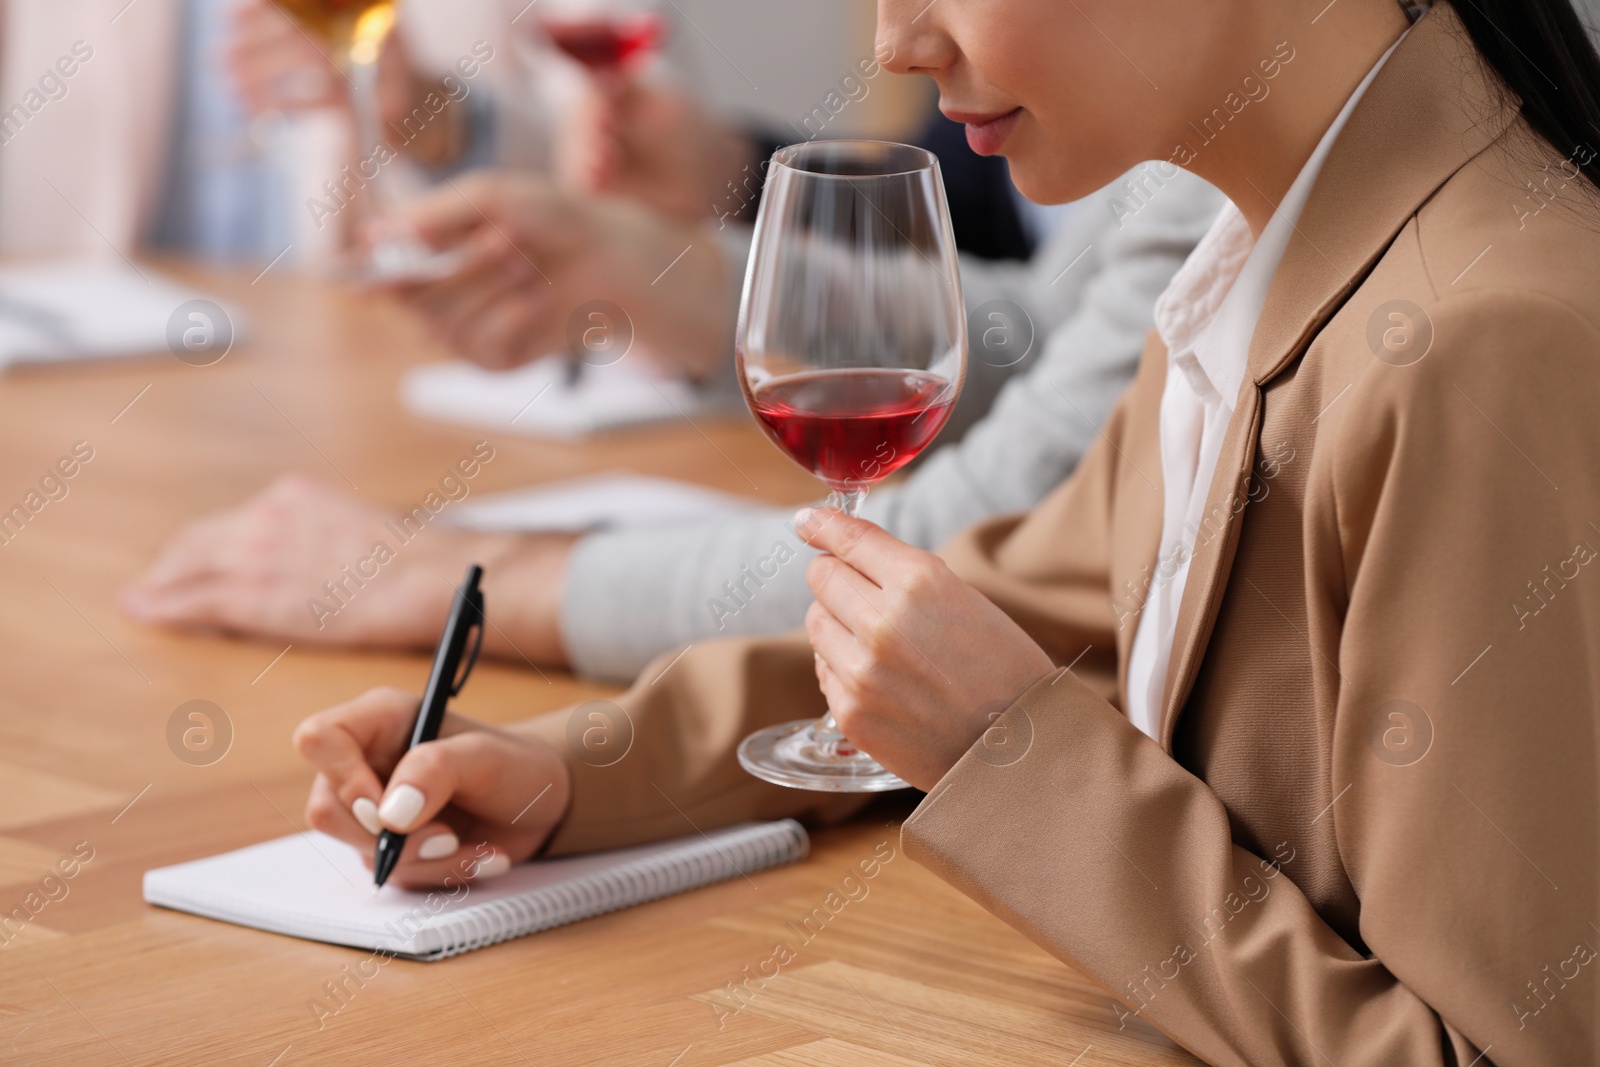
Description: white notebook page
xmin=144 ymin=821 xmax=807 ymax=961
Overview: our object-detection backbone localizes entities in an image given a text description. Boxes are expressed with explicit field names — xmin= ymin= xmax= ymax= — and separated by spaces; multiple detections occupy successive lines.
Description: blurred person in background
xmin=0 ymin=0 xmax=490 ymax=265
xmin=124 ymin=157 xmax=1223 ymax=676
xmin=122 ymin=0 xmax=1225 ymax=676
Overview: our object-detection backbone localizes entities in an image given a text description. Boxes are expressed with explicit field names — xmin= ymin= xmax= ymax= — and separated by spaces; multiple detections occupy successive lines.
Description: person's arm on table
xmin=119 ymin=473 xmax=576 ymax=662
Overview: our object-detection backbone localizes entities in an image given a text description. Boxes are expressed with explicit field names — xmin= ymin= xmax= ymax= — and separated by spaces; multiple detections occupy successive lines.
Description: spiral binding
xmin=414 ymin=820 xmax=808 ymax=960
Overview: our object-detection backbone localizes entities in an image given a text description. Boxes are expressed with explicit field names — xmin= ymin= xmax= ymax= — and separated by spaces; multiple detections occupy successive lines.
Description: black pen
xmin=373 ymin=564 xmax=486 ymax=890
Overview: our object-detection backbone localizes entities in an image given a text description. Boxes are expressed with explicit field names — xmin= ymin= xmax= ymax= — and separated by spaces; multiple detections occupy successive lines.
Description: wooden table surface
xmin=0 ymin=267 xmax=1201 ymax=1066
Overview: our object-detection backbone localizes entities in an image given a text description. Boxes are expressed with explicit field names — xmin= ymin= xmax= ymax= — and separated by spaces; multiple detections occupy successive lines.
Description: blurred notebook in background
xmin=401 ymin=356 xmax=727 ymax=438
xmin=144 ymin=821 xmax=808 ymax=961
xmin=449 ymin=472 xmax=762 ymax=533
xmin=0 ymin=260 xmax=243 ymax=369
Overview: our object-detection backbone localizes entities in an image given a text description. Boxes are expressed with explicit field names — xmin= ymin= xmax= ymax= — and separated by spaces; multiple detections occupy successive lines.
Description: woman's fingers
xmin=804 ymin=552 xmax=890 ymax=640
xmin=293 ymin=688 xmax=418 ymax=816
xmin=292 ymin=686 xmax=570 ymax=888
xmin=305 ymin=773 xmax=381 ymax=851
xmin=794 ymin=507 xmax=910 ymax=588
xmin=129 ymin=512 xmax=240 ymax=590
xmin=403 ymin=182 xmax=495 ymax=249
xmin=440 ymin=268 xmax=540 ymax=361
xmin=807 ymin=599 xmax=888 ymax=733
xmin=396 ymin=238 xmax=520 ymax=328
xmin=304 ymin=777 xmax=503 ymax=891
xmin=121 ymin=575 xmax=237 ymax=629
xmin=380 ymin=843 xmax=514 ymax=891
xmin=376 ymin=729 xmax=562 ymax=834
xmin=457 ymin=295 xmax=541 ymax=371
xmin=365 ymin=731 xmax=568 ymax=887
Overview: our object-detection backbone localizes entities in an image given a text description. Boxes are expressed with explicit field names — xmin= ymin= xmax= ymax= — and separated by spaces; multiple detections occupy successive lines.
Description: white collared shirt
xmin=1123 ymin=37 xmax=1405 ymax=741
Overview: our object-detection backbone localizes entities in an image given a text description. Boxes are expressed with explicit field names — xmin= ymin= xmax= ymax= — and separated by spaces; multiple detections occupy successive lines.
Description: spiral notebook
xmin=143 ymin=821 xmax=807 ymax=961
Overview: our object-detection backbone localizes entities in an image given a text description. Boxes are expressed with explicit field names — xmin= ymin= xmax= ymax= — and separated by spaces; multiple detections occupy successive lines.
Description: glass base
xmin=361 ymin=239 xmax=467 ymax=284
xmin=738 ymin=718 xmax=909 ymax=792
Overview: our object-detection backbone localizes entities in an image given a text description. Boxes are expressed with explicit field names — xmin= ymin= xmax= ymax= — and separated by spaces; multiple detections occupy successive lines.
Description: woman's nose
xmin=876 ymin=0 xmax=958 ymax=76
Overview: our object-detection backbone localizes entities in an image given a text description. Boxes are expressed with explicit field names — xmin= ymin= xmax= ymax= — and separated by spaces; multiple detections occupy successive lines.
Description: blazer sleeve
xmin=508 ymin=633 xmax=870 ymax=856
xmin=902 ymin=293 xmax=1600 ymax=1065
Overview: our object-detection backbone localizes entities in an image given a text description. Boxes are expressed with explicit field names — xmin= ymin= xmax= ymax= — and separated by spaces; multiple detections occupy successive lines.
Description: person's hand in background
xmin=225 ymin=0 xmax=464 ymax=165
xmin=557 ymin=74 xmax=757 ymax=222
xmin=295 ymin=688 xmax=571 ymax=889
xmin=227 ymin=0 xmax=348 ymax=115
xmin=381 ymin=171 xmax=733 ymax=378
xmin=120 ymin=474 xmax=576 ymax=665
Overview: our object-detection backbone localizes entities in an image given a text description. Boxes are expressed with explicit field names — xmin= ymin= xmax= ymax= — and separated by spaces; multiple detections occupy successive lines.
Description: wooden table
xmin=0 ymin=268 xmax=1201 ymax=1066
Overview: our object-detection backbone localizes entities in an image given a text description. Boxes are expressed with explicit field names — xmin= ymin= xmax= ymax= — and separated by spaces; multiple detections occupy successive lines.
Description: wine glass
xmin=735 ymin=140 xmax=967 ymax=793
xmin=271 ymin=0 xmax=462 ymax=280
xmin=534 ymin=0 xmax=665 ymax=77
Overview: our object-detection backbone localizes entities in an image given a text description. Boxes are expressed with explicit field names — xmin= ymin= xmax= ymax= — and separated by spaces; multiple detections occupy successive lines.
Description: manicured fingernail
xmin=793 ymin=507 xmax=815 ymax=530
xmin=351 ymin=797 xmax=383 ymax=835
xmin=417 ymin=832 xmax=460 ymax=861
xmin=472 ymin=851 xmax=511 ymax=879
xmin=378 ymin=784 xmax=425 ymax=831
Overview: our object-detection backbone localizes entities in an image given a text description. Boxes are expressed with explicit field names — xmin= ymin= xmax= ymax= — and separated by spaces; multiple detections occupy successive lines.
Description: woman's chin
xmin=1007 ymin=139 xmax=1146 ymax=207
xmin=1006 ymin=163 xmax=1098 ymax=208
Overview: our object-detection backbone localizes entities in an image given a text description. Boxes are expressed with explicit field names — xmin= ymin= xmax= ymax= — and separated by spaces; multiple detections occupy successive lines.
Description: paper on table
xmin=143 ymin=822 xmax=809 ymax=960
xmin=0 ymin=259 xmax=243 ymax=369
xmin=401 ymin=355 xmax=722 ymax=439
xmin=448 ymin=472 xmax=762 ymax=533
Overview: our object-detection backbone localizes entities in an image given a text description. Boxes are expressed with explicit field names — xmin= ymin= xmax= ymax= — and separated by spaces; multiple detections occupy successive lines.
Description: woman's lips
xmin=946 ymin=107 xmax=1021 ymax=156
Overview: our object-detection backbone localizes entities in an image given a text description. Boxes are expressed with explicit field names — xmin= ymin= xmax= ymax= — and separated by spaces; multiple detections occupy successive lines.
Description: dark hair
xmin=1449 ymin=0 xmax=1600 ymax=188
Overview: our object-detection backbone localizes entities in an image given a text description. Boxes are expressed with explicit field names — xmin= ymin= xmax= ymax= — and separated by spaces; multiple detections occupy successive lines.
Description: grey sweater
xmin=561 ymin=167 xmax=1224 ymax=680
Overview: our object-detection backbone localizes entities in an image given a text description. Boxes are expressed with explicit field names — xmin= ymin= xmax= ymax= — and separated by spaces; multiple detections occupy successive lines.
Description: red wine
xmin=749 ymin=368 xmax=955 ymax=489
xmin=542 ymin=15 xmax=662 ymax=69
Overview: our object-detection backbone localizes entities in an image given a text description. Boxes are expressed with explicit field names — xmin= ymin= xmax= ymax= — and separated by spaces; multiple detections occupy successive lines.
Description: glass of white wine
xmin=272 ymin=0 xmax=463 ymax=280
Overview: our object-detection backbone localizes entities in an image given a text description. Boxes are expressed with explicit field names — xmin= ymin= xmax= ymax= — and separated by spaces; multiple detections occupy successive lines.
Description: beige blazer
xmin=517 ymin=7 xmax=1600 ymax=1063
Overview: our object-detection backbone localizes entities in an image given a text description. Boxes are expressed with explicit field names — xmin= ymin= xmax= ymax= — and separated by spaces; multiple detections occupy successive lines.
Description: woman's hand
xmin=226 ymin=0 xmax=346 ymax=116
xmin=120 ymin=474 xmax=576 ymax=664
xmin=558 ymin=75 xmax=755 ymax=222
xmin=797 ymin=508 xmax=1056 ymax=791
xmin=294 ymin=687 xmax=571 ymax=889
xmin=226 ymin=1 xmax=462 ymax=164
xmin=381 ymin=172 xmax=732 ymax=378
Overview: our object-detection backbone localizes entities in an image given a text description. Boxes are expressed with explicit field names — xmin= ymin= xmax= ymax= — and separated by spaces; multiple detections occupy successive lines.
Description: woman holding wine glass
xmin=289 ymin=0 xmax=1600 ymax=1060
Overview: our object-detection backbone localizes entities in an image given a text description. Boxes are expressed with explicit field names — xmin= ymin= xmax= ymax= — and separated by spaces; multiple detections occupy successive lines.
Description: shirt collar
xmin=1154 ymin=29 xmax=1409 ymax=409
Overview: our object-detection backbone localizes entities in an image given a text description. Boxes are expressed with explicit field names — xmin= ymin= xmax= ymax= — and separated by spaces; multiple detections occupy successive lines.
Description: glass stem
xmin=348 ymin=50 xmax=397 ymax=224
xmin=815 ymin=488 xmax=865 ymax=745
xmin=827 ymin=487 xmax=867 ymax=518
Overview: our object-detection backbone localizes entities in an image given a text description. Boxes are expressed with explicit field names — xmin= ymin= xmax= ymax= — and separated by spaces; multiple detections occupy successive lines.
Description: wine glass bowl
xmin=739 ymin=140 xmax=965 ymax=516
xmin=272 ymin=0 xmax=394 ymax=49
xmin=535 ymin=0 xmax=666 ymax=74
xmin=734 ymin=140 xmax=967 ymax=792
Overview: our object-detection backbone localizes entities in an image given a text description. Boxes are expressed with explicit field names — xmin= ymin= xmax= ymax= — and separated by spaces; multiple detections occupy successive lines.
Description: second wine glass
xmin=735 ymin=140 xmax=967 ymax=793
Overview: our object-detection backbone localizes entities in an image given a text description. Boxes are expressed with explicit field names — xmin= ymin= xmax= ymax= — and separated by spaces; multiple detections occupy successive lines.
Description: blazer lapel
xmin=1156 ymin=4 xmax=1521 ymax=748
